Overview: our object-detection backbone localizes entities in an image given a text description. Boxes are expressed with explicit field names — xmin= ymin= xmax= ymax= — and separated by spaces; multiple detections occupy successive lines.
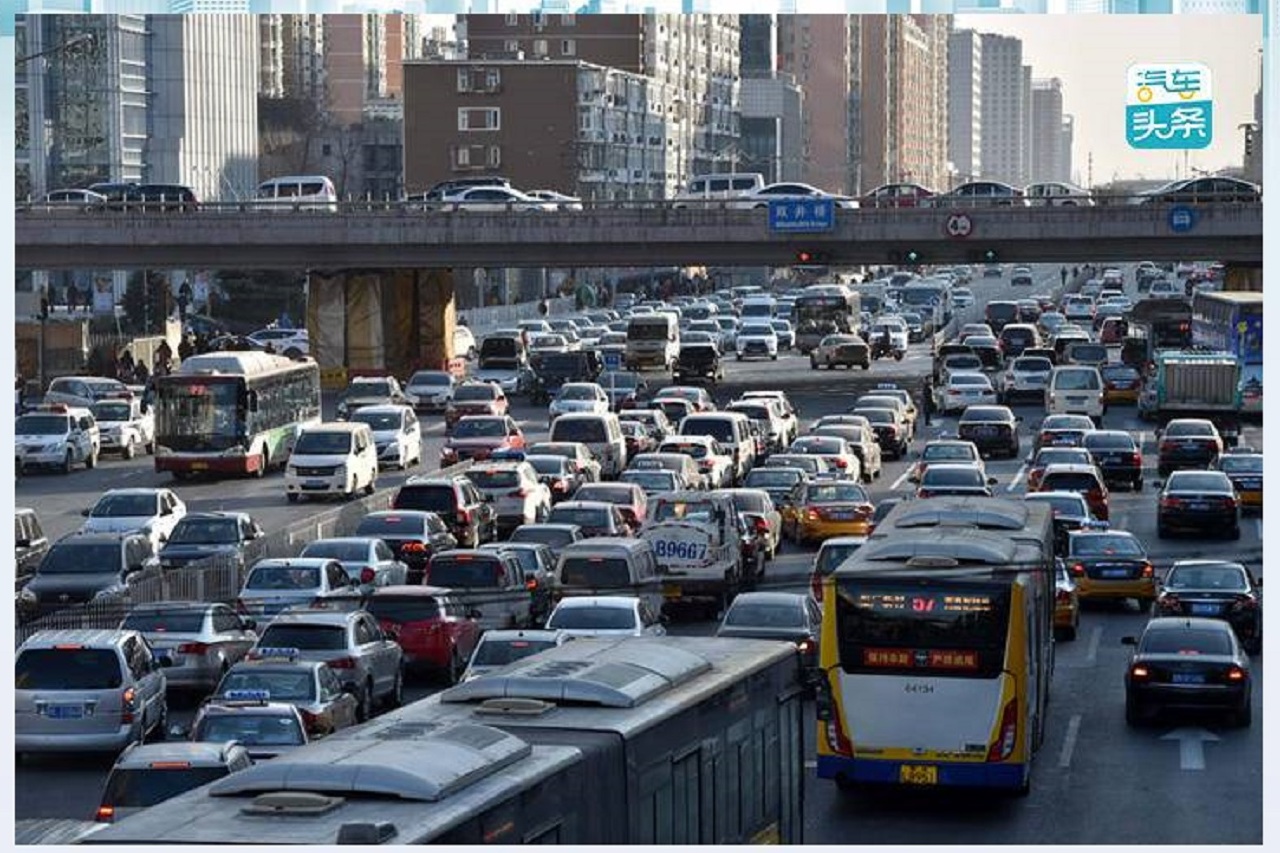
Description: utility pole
xmin=1087 ymin=151 xmax=1093 ymax=189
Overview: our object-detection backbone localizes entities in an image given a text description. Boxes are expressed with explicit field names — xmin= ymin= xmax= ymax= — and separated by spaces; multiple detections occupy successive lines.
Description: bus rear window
xmin=834 ymin=581 xmax=1011 ymax=679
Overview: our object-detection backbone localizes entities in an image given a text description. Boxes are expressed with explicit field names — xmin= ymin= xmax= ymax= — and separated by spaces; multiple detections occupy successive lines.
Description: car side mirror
xmin=81 ymin=508 xmax=91 ymax=517
xmin=1014 ymin=416 xmax=1023 ymax=423
xmin=1121 ymin=636 xmax=1137 ymax=646
xmin=168 ymin=723 xmax=190 ymax=739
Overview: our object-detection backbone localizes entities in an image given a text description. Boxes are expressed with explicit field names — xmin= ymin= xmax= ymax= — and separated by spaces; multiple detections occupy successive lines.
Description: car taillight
xmin=327 ymin=657 xmax=358 ymax=670
xmin=1129 ymin=453 xmax=1142 ymax=465
xmin=1071 ymin=563 xmax=1085 ymax=577
xmin=1130 ymin=664 xmax=1150 ymax=680
xmin=95 ymin=805 xmax=115 ymax=823
xmin=796 ymin=639 xmax=814 ymax=654
xmin=824 ymin=714 xmax=853 ymax=757
xmin=1160 ymin=496 xmax=1183 ymax=508
xmin=753 ymin=517 xmax=769 ymax=534
xmin=1140 ymin=562 xmax=1154 ymax=578
xmin=834 ymin=458 xmax=848 ymax=469
xmin=1056 ymin=589 xmax=1071 ymax=604
xmin=1231 ymin=596 xmax=1258 ymax=610
xmin=360 ymin=567 xmax=376 ymax=584
xmin=401 ymin=541 xmax=426 ymax=553
xmin=986 ymin=697 xmax=1018 ymax=762
xmin=177 ymin=642 xmax=208 ymax=655
xmin=1159 ymin=441 xmax=1177 ymax=454
xmin=457 ymin=508 xmax=471 ymax=524
xmin=948 ymin=389 xmax=961 ymax=395
xmin=1222 ymin=496 xmax=1238 ymax=509
xmin=120 ymin=687 xmax=137 ymax=724
xmin=1226 ymin=666 xmax=1247 ymax=681
xmin=298 ymin=708 xmax=321 ymax=735
xmin=917 ymin=489 xmax=933 ymax=498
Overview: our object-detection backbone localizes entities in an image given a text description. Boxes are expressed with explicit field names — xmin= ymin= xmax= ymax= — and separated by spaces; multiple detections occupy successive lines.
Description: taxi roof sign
xmin=224 ymin=689 xmax=272 ymax=701
xmin=250 ymin=647 xmax=299 ymax=661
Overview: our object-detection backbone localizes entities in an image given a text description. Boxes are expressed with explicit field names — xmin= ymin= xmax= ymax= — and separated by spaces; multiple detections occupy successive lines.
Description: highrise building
xmin=738 ymin=15 xmax=803 ymax=183
xmin=740 ymin=14 xmax=776 ymax=73
xmin=169 ymin=0 xmax=248 ymax=10
xmin=857 ymin=15 xmax=951 ymax=193
xmin=778 ymin=14 xmax=856 ymax=193
xmin=1030 ymin=77 xmax=1066 ymax=183
xmin=260 ymin=15 xmax=285 ymax=98
xmin=978 ymin=31 xmax=1025 ymax=186
xmin=948 ymin=28 xmax=981 ymax=186
xmin=324 ymin=14 xmax=387 ymax=125
xmin=1060 ymin=114 xmax=1074 ymax=186
xmin=1021 ymin=64 xmax=1032 ymax=185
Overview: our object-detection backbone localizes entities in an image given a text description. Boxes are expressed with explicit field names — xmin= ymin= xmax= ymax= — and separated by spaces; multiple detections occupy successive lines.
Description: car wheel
xmin=85 ymin=447 xmax=98 ymax=469
xmin=1133 ymin=478 xmax=1143 ymax=492
xmin=365 ymin=477 xmax=376 ymax=497
xmin=1233 ymin=698 xmax=1252 ymax=728
xmin=255 ymin=450 xmax=269 ymax=479
xmin=355 ymin=680 xmax=374 ymax=722
xmin=62 ymin=450 xmax=73 ymax=475
xmin=1228 ymin=524 xmax=1241 ymax=541
xmin=810 ymin=358 xmax=818 ymax=370
xmin=771 ymin=354 xmax=778 ymax=361
xmin=122 ymin=440 xmax=135 ymax=461
xmin=861 ymin=363 xmax=870 ymax=370
xmin=1124 ymin=694 xmax=1146 ymax=727
xmin=386 ymin=663 xmax=405 ymax=709
xmin=444 ymin=649 xmax=464 ymax=686
xmin=286 ymin=492 xmax=299 ymax=504
xmin=1058 ymin=624 xmax=1077 ymax=642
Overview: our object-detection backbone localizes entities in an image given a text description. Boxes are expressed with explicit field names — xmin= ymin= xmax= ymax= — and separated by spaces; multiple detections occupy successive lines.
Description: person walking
xmin=1059 ymin=266 xmax=1068 ymax=287
xmin=922 ymin=376 xmax=935 ymax=427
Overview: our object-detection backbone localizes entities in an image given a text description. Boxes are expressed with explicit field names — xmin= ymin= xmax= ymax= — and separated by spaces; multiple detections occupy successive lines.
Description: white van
xmin=548 ymin=413 xmax=627 ymax=479
xmin=625 ymin=313 xmax=680 ymax=372
xmin=740 ymin=296 xmax=778 ymax=322
xmin=284 ymin=422 xmax=378 ymax=502
xmin=555 ymin=537 xmax=662 ymax=616
xmin=1046 ymin=365 xmax=1105 ymax=422
xmin=672 ymin=172 xmax=765 ymax=208
xmin=254 ymin=175 xmax=338 ymax=212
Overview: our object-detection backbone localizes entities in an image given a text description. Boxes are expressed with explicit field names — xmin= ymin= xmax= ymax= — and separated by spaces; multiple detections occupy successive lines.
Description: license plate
xmin=1189 ymin=502 xmax=1209 ymax=511
xmin=899 ymin=764 xmax=938 ymax=785
xmin=663 ymin=584 xmax=682 ymax=599
xmin=974 ymin=427 xmax=997 ymax=437
xmin=828 ymin=511 xmax=853 ymax=520
xmin=306 ymin=480 xmax=326 ymax=489
xmin=1102 ymin=568 xmax=1129 ymax=578
xmin=1068 ymin=396 xmax=1086 ymax=403
xmin=47 ymin=705 xmax=83 ymax=720
xmin=1191 ymin=603 xmax=1220 ymax=616
xmin=191 ymin=462 xmax=208 ymax=471
xmin=1171 ymin=673 xmax=1205 ymax=685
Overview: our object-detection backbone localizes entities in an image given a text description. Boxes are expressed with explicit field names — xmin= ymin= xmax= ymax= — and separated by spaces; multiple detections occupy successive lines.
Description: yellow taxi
xmin=1065 ymin=530 xmax=1155 ymax=605
xmin=1054 ymin=559 xmax=1080 ymax=641
xmin=1215 ymin=449 xmax=1262 ymax=511
xmin=1100 ymin=363 xmax=1142 ymax=405
xmin=781 ymin=480 xmax=875 ymax=546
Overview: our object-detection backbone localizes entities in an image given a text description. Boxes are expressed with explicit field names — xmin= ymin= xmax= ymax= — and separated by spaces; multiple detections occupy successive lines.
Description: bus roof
xmin=834 ymin=527 xmax=1047 ymax=580
xmin=168 ymin=351 xmax=313 ymax=379
xmin=1193 ymin=291 xmax=1262 ymax=307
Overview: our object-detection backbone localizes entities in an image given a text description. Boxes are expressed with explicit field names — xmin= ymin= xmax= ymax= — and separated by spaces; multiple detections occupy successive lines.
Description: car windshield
xmin=91 ymin=494 xmax=157 ymax=518
xmin=15 ymin=414 xmax=70 ymax=435
xmin=682 ymin=419 xmax=734 ymax=443
xmin=468 ymin=469 xmax=522 ymax=489
xmin=357 ymin=514 xmax=427 ymax=536
xmin=409 ymin=373 xmax=451 ymax=387
xmin=245 ymin=565 xmax=320 ymax=590
xmin=1165 ymin=421 xmax=1216 ymax=438
xmin=548 ymin=507 xmax=608 ymax=527
xmin=1044 ymin=416 xmax=1093 ymax=431
xmin=1014 ymin=358 xmax=1052 ymax=372
xmin=574 ymin=486 xmax=632 ymax=505
xmin=90 ymin=402 xmax=131 ymax=422
xmin=293 ymin=432 xmax=353 ymax=455
xmin=428 ymin=557 xmax=503 ymax=587
xmin=1072 ymin=535 xmax=1143 ymax=557
xmin=197 ymin=713 xmax=305 ymax=747
xmin=547 ymin=605 xmax=636 ymax=630
xmin=510 ymin=527 xmax=575 ymax=549
xmin=723 ymin=602 xmax=805 ymax=629
xmin=168 ymin=518 xmax=240 ymax=545
xmin=1035 ymin=450 xmax=1090 ymax=467
xmin=454 ymin=419 xmax=506 ymax=438
xmin=1101 ymin=366 xmax=1140 ymax=382
xmin=1141 ymin=628 xmax=1233 ymax=656
xmin=951 ymin=375 xmax=990 ymax=388
xmin=121 ymin=610 xmax=207 ymax=633
xmin=256 ymin=624 xmax=348 ymax=650
xmin=454 ymin=385 xmax=498 ymax=402
xmin=769 ymin=456 xmax=820 ymax=473
xmin=348 ymin=380 xmax=392 ymax=397
xmin=363 ymin=596 xmax=441 ymax=623
xmin=16 ymin=648 xmax=122 ymax=690
xmin=924 ymin=445 xmax=975 ymax=461
xmin=807 ymin=484 xmax=868 ymax=503
xmin=301 ymin=542 xmax=370 ymax=562
xmin=651 ymin=499 xmax=718 ymax=524
xmin=816 ymin=543 xmax=863 ymax=575
xmin=558 ymin=386 xmax=598 ymax=401
xmin=217 ymin=670 xmax=316 ymax=701
xmin=527 ymin=457 xmax=570 ymax=475
xmin=101 ymin=767 xmax=231 ymax=809
xmin=1054 ymin=370 xmax=1099 ymax=391
xmin=745 ymin=470 xmax=802 ymax=488
xmin=1165 ymin=565 xmax=1248 ymax=591
xmin=1043 ymin=472 xmax=1101 ymax=491
xmin=39 ymin=542 xmax=123 ymax=574
xmin=559 ymin=557 xmax=632 ymax=588
xmin=859 ymin=410 xmax=894 ymax=425
xmin=1167 ymin=473 xmax=1230 ymax=492
xmin=553 ymin=420 xmax=606 ymax=443
xmin=471 ymin=638 xmax=558 ymax=667
xmin=1084 ymin=434 xmax=1134 ymax=450
xmin=1028 ymin=495 xmax=1087 ymax=516
xmin=960 ymin=408 xmax=1010 ymax=423
xmin=351 ymin=411 xmax=402 ymax=431
xmin=662 ymin=442 xmax=709 ymax=460
xmin=1219 ymin=456 xmax=1263 ymax=474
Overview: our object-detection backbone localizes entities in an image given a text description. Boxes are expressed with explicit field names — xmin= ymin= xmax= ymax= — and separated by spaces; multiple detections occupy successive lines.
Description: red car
xmin=360 ymin=585 xmax=481 ymax=685
xmin=440 ymin=415 xmax=525 ymax=464
xmin=444 ymin=381 xmax=508 ymax=431
xmin=861 ymin=182 xmax=936 ymax=208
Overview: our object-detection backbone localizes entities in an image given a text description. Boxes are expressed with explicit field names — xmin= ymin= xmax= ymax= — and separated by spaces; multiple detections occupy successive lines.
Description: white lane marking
xmin=1006 ymin=464 xmax=1027 ymax=492
xmin=1160 ymin=728 xmax=1219 ymax=771
xmin=1083 ymin=625 xmax=1102 ymax=667
xmin=1057 ymin=714 xmax=1082 ymax=768
xmin=889 ymin=469 xmax=912 ymax=491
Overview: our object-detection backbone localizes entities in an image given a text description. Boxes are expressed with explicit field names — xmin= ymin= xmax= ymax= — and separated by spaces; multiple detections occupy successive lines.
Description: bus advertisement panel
xmin=153 ymin=352 xmax=321 ymax=478
xmin=1192 ymin=292 xmax=1261 ymax=413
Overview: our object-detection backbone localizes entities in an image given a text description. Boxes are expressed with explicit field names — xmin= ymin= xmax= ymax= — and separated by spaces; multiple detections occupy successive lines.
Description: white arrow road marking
xmin=1006 ymin=464 xmax=1027 ymax=492
xmin=1160 ymin=727 xmax=1220 ymax=771
xmin=1058 ymin=714 xmax=1082 ymax=768
xmin=1083 ymin=625 xmax=1101 ymax=667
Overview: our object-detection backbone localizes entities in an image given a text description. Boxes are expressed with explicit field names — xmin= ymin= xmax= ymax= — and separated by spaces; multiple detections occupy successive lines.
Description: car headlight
xmin=334 ymin=464 xmax=347 ymax=476
xmin=44 ymin=443 xmax=61 ymax=452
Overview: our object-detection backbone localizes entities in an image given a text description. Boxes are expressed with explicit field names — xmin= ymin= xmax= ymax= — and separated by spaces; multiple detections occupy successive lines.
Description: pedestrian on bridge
xmin=1060 ymin=266 xmax=1068 ymax=287
xmin=922 ymin=377 xmax=935 ymax=427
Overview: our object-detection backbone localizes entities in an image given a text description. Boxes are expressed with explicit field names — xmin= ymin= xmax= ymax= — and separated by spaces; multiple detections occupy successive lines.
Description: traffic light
xmin=795 ymin=249 xmax=831 ymax=265
xmin=966 ymin=248 xmax=999 ymax=264
xmin=888 ymin=250 xmax=923 ymax=265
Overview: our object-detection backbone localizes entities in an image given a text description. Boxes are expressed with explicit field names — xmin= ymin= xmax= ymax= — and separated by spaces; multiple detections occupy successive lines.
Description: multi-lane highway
xmin=14 ymin=263 xmax=1262 ymax=843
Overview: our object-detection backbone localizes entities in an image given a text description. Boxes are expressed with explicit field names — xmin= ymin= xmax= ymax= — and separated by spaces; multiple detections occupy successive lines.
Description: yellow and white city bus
xmin=815 ymin=498 xmax=1054 ymax=795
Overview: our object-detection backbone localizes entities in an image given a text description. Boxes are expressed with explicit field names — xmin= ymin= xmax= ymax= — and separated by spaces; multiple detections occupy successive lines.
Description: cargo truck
xmin=1137 ymin=351 xmax=1241 ymax=446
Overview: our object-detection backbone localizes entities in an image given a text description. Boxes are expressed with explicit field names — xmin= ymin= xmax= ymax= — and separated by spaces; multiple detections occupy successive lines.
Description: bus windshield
xmin=835 ymin=580 xmax=1012 ymax=679
xmin=155 ymin=381 xmax=242 ymax=451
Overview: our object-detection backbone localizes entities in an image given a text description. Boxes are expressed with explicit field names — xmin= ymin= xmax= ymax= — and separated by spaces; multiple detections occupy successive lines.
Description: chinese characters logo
xmin=1126 ymin=62 xmax=1213 ymax=150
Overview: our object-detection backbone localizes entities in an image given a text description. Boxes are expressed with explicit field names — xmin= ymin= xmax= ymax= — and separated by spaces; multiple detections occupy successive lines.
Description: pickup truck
xmin=423 ymin=548 xmax=538 ymax=631
xmin=641 ymin=491 xmax=744 ymax=619
xmin=90 ymin=395 xmax=155 ymax=459
xmin=1138 ymin=351 xmax=1242 ymax=445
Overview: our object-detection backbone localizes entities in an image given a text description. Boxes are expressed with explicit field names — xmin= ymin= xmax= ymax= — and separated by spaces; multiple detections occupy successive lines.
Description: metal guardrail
xmin=15 ymin=461 xmax=474 ymax=647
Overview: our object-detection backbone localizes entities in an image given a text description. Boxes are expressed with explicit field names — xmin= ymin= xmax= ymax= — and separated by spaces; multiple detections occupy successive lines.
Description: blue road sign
xmin=602 ymin=352 xmax=622 ymax=371
xmin=768 ymin=198 xmax=835 ymax=233
xmin=1168 ymin=206 xmax=1197 ymax=233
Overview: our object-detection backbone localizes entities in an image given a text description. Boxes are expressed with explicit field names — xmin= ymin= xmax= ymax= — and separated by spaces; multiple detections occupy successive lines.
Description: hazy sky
xmin=955 ymin=14 xmax=1263 ymax=183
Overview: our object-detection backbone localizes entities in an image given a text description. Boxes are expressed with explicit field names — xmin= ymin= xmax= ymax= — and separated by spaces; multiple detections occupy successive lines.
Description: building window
xmin=562 ymin=39 xmax=575 ymax=56
xmin=504 ymin=39 xmax=519 ymax=54
xmin=488 ymin=145 xmax=502 ymax=167
xmin=562 ymin=13 xmax=575 ymax=25
xmin=458 ymin=108 xmax=500 ymax=132
xmin=486 ymin=69 xmax=501 ymax=89
xmin=533 ymin=39 xmax=549 ymax=57
xmin=505 ymin=12 xmax=518 ymax=25
xmin=457 ymin=68 xmax=470 ymax=92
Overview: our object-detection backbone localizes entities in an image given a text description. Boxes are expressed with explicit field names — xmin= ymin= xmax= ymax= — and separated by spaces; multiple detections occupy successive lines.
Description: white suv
xmin=464 ymin=462 xmax=553 ymax=537
xmin=15 ymin=404 xmax=100 ymax=474
xmin=736 ymin=322 xmax=779 ymax=361
xmin=284 ymin=423 xmax=379 ymax=503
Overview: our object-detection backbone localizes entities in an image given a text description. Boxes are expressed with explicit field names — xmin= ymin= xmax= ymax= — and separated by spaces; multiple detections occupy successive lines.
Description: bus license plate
xmin=663 ymin=584 xmax=682 ymax=599
xmin=899 ymin=764 xmax=937 ymax=785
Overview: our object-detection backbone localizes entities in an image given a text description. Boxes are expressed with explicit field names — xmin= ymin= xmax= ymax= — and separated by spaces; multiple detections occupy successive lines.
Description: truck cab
xmin=641 ymin=491 xmax=744 ymax=619
xmin=91 ymin=394 xmax=155 ymax=460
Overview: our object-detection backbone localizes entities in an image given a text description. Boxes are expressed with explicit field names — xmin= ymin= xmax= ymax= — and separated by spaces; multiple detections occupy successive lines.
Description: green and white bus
xmin=153 ymin=352 xmax=320 ymax=479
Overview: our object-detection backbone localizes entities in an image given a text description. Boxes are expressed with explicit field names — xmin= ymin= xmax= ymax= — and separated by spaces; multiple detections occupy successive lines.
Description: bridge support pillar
xmin=1223 ymin=265 xmax=1262 ymax=292
xmin=306 ymin=268 xmax=457 ymax=379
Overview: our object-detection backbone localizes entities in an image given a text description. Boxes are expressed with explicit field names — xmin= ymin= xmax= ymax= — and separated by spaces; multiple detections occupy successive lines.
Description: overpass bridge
xmin=14 ymin=202 xmax=1263 ymax=270
xmin=16 ymin=202 xmax=1262 ymax=380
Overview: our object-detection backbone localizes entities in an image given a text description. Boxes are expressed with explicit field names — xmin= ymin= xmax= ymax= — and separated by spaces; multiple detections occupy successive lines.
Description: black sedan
xmin=354 ymin=510 xmax=457 ymax=586
xmin=1156 ymin=470 xmax=1241 ymax=540
xmin=1024 ymin=491 xmax=1097 ymax=556
xmin=1154 ymin=561 xmax=1262 ymax=655
xmin=1082 ymin=430 xmax=1144 ymax=491
xmin=916 ymin=464 xmax=997 ymax=499
xmin=716 ymin=591 xmax=822 ymax=676
xmin=1034 ymin=414 xmax=1096 ymax=453
xmin=1123 ymin=617 xmax=1252 ymax=727
xmin=1157 ymin=418 xmax=1223 ymax=477
xmin=957 ymin=405 xmax=1020 ymax=459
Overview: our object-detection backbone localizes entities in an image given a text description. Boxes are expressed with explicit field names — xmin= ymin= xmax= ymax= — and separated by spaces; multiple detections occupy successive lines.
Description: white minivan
xmin=548 ymin=413 xmax=627 ymax=479
xmin=254 ymin=175 xmax=338 ymax=212
xmin=285 ymin=423 xmax=379 ymax=502
xmin=672 ymin=172 xmax=765 ymax=208
xmin=625 ymin=313 xmax=680 ymax=372
xmin=1046 ymin=365 xmax=1105 ymax=423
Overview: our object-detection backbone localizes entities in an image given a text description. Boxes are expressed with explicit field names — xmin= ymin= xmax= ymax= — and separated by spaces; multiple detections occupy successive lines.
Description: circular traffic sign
xmin=945 ymin=213 xmax=973 ymax=239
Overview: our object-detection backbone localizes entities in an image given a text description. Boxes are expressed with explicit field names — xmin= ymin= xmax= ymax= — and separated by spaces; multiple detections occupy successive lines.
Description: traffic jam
xmin=14 ymin=259 xmax=1262 ymax=839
